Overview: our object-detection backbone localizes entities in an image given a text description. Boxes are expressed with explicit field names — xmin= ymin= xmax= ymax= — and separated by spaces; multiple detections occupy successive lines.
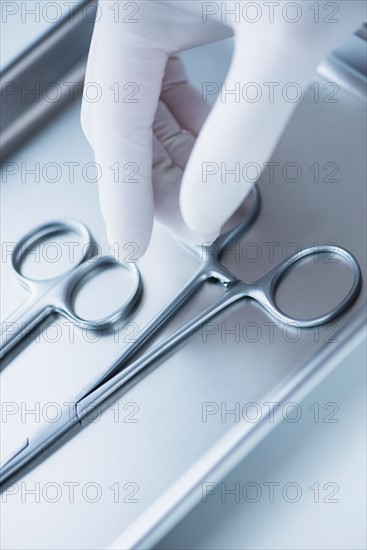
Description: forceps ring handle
xmin=253 ymin=245 xmax=362 ymax=328
xmin=11 ymin=219 xmax=94 ymax=287
xmin=1 ymin=220 xmax=94 ymax=358
xmin=58 ymin=256 xmax=142 ymax=330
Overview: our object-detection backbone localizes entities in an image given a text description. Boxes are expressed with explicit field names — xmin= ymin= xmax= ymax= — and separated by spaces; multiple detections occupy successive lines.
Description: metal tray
xmin=1 ymin=29 xmax=366 ymax=550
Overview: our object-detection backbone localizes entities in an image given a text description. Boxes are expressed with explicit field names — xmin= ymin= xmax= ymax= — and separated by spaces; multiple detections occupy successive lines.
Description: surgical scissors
xmin=0 ymin=186 xmax=362 ymax=485
xmin=0 ymin=219 xmax=141 ymax=360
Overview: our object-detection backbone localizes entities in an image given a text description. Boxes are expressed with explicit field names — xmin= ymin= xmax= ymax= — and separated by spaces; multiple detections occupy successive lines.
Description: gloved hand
xmin=81 ymin=0 xmax=364 ymax=260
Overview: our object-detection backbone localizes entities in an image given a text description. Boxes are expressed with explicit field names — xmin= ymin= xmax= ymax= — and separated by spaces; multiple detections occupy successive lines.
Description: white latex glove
xmin=81 ymin=0 xmax=364 ymax=260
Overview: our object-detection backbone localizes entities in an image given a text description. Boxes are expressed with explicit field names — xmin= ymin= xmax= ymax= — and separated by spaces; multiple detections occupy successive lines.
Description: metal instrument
xmin=0 ymin=219 xmax=141 ymax=359
xmin=0 ymin=186 xmax=362 ymax=485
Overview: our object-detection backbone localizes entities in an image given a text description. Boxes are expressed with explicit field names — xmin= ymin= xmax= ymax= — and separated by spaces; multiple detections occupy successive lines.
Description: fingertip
xmin=106 ymin=221 xmax=152 ymax=263
xmin=179 ymin=167 xmax=223 ymax=235
xmin=180 ymin=159 xmax=255 ymax=235
xmin=94 ymin=149 xmax=155 ymax=263
xmin=186 ymin=228 xmax=221 ymax=247
xmin=180 ymin=200 xmax=222 ymax=235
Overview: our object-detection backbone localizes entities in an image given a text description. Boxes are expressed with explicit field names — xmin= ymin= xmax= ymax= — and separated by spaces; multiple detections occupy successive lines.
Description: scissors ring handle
xmin=59 ymin=256 xmax=142 ymax=330
xmin=258 ymin=245 xmax=361 ymax=328
xmin=11 ymin=219 xmax=94 ymax=285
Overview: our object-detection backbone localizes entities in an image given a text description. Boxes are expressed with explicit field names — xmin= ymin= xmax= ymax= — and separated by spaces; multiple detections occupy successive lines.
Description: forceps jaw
xmin=0 ymin=405 xmax=80 ymax=487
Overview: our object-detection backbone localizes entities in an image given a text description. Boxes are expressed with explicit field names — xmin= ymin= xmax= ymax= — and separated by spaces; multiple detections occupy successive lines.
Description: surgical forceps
xmin=0 ymin=219 xmax=141 ymax=360
xmin=0 ymin=186 xmax=362 ymax=485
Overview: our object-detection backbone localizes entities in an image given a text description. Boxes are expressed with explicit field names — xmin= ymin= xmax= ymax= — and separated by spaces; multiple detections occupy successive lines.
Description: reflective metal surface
xmin=0 ymin=40 xmax=366 ymax=550
xmin=0 ymin=181 xmax=362 ymax=484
